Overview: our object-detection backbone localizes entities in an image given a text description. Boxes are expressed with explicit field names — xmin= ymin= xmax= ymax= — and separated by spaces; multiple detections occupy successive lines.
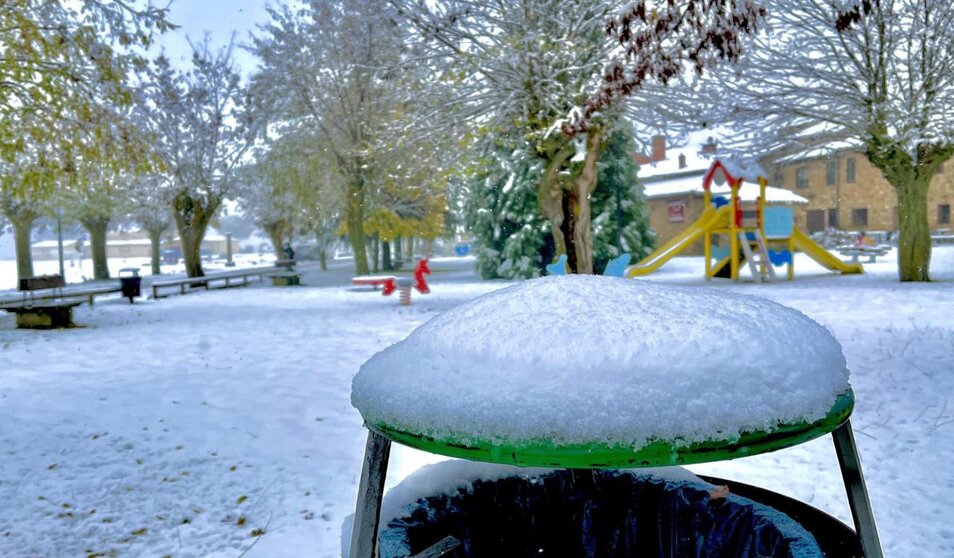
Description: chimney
xmin=651 ymin=135 xmax=666 ymax=162
xmin=701 ymin=136 xmax=717 ymax=154
xmin=678 ymin=153 xmax=687 ymax=169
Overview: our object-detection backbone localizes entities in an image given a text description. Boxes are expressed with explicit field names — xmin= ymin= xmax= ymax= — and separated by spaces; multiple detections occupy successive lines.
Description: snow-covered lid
xmin=352 ymin=276 xmax=851 ymax=465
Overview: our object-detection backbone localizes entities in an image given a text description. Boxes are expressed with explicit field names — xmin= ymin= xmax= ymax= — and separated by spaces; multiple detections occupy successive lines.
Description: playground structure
xmin=627 ymin=159 xmax=864 ymax=281
xmin=351 ymin=258 xmax=430 ymax=304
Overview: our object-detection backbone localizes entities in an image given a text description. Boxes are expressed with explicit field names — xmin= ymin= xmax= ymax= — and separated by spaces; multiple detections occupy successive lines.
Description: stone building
xmin=767 ymin=146 xmax=954 ymax=234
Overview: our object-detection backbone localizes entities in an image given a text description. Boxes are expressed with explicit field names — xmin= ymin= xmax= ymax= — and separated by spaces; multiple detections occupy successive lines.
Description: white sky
xmin=157 ymin=0 xmax=274 ymax=76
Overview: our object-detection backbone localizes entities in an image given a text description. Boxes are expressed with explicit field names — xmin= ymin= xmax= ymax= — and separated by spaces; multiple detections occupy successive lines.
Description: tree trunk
xmin=82 ymin=218 xmax=111 ymax=280
xmin=560 ymin=191 xmax=579 ymax=272
xmin=148 ymin=228 xmax=162 ymax=275
xmin=867 ymin=139 xmax=948 ymax=282
xmin=11 ymin=213 xmax=36 ymax=281
xmin=346 ymin=177 xmax=370 ymax=275
xmin=894 ymin=175 xmax=932 ymax=281
xmin=406 ymin=236 xmax=414 ymax=261
xmin=371 ymin=234 xmax=380 ymax=273
xmin=316 ymin=232 xmax=328 ymax=271
xmin=537 ymin=141 xmax=577 ymax=266
xmin=263 ymin=222 xmax=286 ymax=260
xmin=394 ymin=235 xmax=403 ymax=263
xmin=570 ymin=128 xmax=606 ymax=275
xmin=173 ymin=193 xmax=216 ymax=279
xmin=382 ymin=240 xmax=392 ymax=270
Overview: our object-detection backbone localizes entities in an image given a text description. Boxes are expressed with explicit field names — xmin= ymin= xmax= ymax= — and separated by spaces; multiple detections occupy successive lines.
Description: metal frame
xmin=832 ymin=420 xmax=884 ymax=558
xmin=349 ymin=422 xmax=884 ymax=558
xmin=350 ymin=431 xmax=391 ymax=558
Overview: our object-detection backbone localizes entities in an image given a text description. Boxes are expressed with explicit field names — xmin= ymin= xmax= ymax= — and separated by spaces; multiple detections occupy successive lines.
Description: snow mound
xmin=352 ymin=276 xmax=849 ymax=449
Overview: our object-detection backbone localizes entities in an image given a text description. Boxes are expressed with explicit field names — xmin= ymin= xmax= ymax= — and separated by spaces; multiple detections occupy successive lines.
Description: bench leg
xmin=349 ymin=430 xmax=391 ymax=558
xmin=16 ymin=307 xmax=75 ymax=329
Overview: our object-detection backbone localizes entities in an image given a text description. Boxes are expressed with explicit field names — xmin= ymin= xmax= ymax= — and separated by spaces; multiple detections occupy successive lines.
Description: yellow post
xmin=730 ymin=178 xmax=739 ymax=281
xmin=788 ymin=236 xmax=795 ymax=280
xmin=704 ymin=188 xmax=712 ymax=280
xmin=758 ymin=176 xmax=768 ymax=280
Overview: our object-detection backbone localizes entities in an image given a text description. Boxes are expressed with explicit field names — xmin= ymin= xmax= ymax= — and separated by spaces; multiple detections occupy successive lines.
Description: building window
xmin=852 ymin=208 xmax=868 ymax=226
xmin=846 ymin=157 xmax=856 ymax=183
xmin=796 ymin=166 xmax=809 ymax=188
xmin=774 ymin=167 xmax=784 ymax=185
xmin=827 ymin=160 xmax=838 ymax=186
xmin=828 ymin=208 xmax=839 ymax=228
xmin=940 ymin=204 xmax=951 ymax=224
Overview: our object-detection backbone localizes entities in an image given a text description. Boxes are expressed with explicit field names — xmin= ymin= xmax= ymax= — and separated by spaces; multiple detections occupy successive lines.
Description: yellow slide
xmin=791 ymin=228 xmax=864 ymax=274
xmin=627 ymin=205 xmax=730 ymax=277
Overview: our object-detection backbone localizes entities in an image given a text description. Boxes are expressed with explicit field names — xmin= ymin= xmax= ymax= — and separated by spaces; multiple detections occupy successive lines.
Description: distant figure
xmin=855 ymin=232 xmax=873 ymax=247
xmin=283 ymin=243 xmax=295 ymax=260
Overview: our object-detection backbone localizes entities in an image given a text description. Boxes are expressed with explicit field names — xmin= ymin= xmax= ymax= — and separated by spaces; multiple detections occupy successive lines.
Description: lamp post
xmin=56 ymin=207 xmax=65 ymax=278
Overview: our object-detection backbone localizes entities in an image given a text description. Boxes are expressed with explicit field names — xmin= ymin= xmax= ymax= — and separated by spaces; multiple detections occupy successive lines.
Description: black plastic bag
xmin=379 ymin=469 xmax=822 ymax=558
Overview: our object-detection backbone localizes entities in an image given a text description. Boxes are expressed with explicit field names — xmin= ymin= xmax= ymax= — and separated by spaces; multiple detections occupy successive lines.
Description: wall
xmin=770 ymin=151 xmax=954 ymax=233
xmin=646 ymin=194 xmax=708 ymax=255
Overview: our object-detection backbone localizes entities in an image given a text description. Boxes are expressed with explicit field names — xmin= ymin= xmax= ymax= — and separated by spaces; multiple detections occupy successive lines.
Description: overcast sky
xmin=158 ymin=0 xmax=274 ymax=76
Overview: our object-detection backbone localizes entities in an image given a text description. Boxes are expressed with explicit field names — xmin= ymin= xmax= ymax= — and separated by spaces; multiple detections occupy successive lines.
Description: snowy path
xmin=1 ymin=253 xmax=953 ymax=557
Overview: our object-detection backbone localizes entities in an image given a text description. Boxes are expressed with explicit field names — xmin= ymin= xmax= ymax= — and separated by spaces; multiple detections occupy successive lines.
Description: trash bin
xmin=379 ymin=469 xmax=827 ymax=558
xmin=118 ymin=268 xmax=141 ymax=303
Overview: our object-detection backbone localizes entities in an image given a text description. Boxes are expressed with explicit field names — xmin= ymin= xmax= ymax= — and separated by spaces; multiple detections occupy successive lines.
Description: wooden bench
xmin=267 ymin=259 xmax=301 ymax=286
xmin=837 ymin=245 xmax=890 ymax=263
xmin=1 ymin=275 xmax=82 ymax=329
xmin=1 ymin=298 xmax=85 ymax=329
xmin=931 ymin=234 xmax=954 ymax=246
xmin=150 ymin=267 xmax=272 ymax=299
xmin=268 ymin=269 xmax=302 ymax=286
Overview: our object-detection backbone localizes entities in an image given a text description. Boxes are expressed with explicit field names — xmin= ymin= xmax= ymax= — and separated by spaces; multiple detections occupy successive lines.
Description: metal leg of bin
xmin=832 ymin=420 xmax=884 ymax=558
xmin=350 ymin=430 xmax=391 ymax=558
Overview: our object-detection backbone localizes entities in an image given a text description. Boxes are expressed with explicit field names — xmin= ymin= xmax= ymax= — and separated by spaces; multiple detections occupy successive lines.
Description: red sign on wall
xmin=667 ymin=201 xmax=686 ymax=223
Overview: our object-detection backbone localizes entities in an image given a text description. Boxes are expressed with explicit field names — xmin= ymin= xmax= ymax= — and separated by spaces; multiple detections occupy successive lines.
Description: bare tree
xmin=704 ymin=0 xmax=954 ymax=281
xmin=0 ymin=1 xmax=171 ymax=282
xmin=127 ymin=173 xmax=174 ymax=275
xmin=145 ymin=43 xmax=253 ymax=278
xmin=250 ymin=0 xmax=404 ymax=275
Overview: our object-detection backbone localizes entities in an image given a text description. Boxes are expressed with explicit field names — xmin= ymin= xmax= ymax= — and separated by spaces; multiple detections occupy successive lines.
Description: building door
xmin=807 ymin=209 xmax=826 ymax=233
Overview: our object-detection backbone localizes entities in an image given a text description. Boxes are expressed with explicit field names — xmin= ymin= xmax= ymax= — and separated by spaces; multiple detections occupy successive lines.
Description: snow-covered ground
xmin=1 ymin=251 xmax=952 ymax=557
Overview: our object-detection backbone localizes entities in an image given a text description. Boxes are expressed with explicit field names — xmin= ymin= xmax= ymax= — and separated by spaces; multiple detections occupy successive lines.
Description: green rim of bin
xmin=368 ymin=389 xmax=854 ymax=469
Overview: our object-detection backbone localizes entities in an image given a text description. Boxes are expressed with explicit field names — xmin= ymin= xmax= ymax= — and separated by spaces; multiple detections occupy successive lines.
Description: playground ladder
xmin=738 ymin=231 xmax=776 ymax=283
xmin=754 ymin=231 xmax=777 ymax=282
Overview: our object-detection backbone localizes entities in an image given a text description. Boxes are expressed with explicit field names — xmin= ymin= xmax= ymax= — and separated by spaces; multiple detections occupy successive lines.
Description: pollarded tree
xmin=146 ymin=44 xmax=253 ymax=278
xmin=127 ymin=173 xmax=174 ymax=275
xmin=61 ymin=167 xmax=125 ymax=280
xmin=0 ymin=157 xmax=56 ymax=279
xmin=695 ymin=0 xmax=954 ymax=281
xmin=236 ymin=136 xmax=326 ymax=260
xmin=250 ymin=0 xmax=406 ymax=275
xmin=0 ymin=1 xmax=172 ymax=281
